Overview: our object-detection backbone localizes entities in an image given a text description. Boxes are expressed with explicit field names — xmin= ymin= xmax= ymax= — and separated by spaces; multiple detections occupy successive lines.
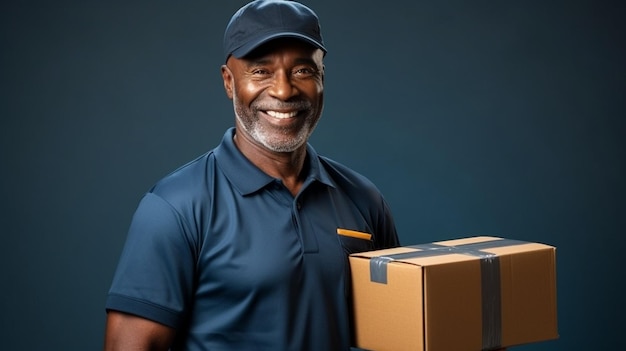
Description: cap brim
xmin=230 ymin=32 xmax=327 ymax=59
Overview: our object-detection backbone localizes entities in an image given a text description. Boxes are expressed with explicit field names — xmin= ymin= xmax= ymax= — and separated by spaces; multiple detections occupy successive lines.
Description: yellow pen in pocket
xmin=336 ymin=228 xmax=372 ymax=241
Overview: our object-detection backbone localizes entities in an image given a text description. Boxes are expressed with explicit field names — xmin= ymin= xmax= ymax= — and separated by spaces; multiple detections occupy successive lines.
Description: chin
xmin=258 ymin=133 xmax=308 ymax=153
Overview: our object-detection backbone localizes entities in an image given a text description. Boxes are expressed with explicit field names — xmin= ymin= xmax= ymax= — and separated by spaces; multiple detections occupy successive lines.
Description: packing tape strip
xmin=368 ymin=238 xmax=528 ymax=350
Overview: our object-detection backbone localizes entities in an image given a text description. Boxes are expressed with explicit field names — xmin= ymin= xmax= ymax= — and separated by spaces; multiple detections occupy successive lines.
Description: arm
xmin=105 ymin=193 xmax=197 ymax=350
xmin=104 ymin=310 xmax=176 ymax=351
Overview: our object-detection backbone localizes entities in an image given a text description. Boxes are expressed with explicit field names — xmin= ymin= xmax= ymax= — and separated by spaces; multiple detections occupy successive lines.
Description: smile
xmin=266 ymin=110 xmax=298 ymax=119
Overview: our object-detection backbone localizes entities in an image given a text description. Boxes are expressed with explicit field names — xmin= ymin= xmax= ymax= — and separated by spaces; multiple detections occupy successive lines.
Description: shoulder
xmin=148 ymin=151 xmax=217 ymax=207
xmin=126 ymin=151 xmax=219 ymax=245
xmin=318 ymin=155 xmax=385 ymax=206
xmin=319 ymin=156 xmax=380 ymax=193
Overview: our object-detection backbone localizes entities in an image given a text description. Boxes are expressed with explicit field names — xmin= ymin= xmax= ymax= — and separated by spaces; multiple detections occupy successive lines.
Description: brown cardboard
xmin=349 ymin=236 xmax=558 ymax=351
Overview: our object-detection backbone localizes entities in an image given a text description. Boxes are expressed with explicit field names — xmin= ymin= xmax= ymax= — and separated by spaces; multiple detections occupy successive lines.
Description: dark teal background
xmin=1 ymin=1 xmax=624 ymax=350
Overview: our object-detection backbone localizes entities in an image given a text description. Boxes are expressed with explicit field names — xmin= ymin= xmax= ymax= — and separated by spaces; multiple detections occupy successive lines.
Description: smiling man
xmin=223 ymin=38 xmax=325 ymax=195
xmin=104 ymin=1 xmax=399 ymax=350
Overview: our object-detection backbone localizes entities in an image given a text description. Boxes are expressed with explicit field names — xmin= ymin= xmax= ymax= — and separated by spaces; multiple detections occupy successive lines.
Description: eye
xmin=293 ymin=66 xmax=317 ymax=78
xmin=251 ymin=68 xmax=270 ymax=76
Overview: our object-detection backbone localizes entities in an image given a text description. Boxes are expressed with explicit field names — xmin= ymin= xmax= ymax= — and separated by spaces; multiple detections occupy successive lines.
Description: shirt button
xmin=296 ymin=202 xmax=302 ymax=210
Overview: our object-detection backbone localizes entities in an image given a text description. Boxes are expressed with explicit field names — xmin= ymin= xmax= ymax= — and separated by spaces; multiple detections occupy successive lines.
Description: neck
xmin=233 ymin=131 xmax=307 ymax=196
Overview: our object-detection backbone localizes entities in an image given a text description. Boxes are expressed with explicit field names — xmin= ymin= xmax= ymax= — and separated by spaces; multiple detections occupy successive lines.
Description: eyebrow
xmin=244 ymin=57 xmax=320 ymax=69
xmin=294 ymin=57 xmax=319 ymax=68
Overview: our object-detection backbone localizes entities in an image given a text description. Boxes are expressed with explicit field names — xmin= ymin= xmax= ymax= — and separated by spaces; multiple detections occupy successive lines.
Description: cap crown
xmin=223 ymin=0 xmax=326 ymax=62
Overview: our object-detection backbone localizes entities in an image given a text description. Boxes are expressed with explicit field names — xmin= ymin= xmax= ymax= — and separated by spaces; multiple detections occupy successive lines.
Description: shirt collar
xmin=214 ymin=128 xmax=335 ymax=196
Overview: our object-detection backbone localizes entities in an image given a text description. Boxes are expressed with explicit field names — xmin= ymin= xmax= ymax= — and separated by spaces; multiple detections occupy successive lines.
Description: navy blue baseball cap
xmin=223 ymin=0 xmax=327 ymax=62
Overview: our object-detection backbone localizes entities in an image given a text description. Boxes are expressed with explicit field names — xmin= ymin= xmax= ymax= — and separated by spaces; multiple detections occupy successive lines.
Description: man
xmin=104 ymin=1 xmax=399 ymax=350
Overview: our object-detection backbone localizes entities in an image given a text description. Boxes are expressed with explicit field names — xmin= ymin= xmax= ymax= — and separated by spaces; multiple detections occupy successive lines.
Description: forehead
xmin=242 ymin=37 xmax=324 ymax=62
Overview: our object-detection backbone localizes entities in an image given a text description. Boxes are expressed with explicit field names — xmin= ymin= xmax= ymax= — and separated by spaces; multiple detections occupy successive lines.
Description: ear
xmin=221 ymin=65 xmax=234 ymax=99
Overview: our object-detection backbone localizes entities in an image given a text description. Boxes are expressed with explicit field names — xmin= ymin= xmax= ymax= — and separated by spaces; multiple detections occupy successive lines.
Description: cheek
xmin=239 ymin=81 xmax=264 ymax=102
xmin=231 ymin=84 xmax=254 ymax=111
xmin=301 ymin=81 xmax=323 ymax=102
xmin=314 ymin=86 xmax=324 ymax=106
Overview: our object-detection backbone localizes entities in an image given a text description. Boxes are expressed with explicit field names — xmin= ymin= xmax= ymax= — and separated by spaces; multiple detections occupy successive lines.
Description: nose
xmin=268 ymin=70 xmax=298 ymax=101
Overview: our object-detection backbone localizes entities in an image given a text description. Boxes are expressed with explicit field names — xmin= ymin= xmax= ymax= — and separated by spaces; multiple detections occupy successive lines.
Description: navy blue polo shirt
xmin=106 ymin=128 xmax=399 ymax=351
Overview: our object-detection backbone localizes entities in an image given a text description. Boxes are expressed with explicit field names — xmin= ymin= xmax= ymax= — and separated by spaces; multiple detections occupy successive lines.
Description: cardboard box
xmin=349 ymin=236 xmax=558 ymax=351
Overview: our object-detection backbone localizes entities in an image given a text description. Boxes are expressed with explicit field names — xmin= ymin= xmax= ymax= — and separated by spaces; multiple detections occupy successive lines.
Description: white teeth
xmin=266 ymin=110 xmax=297 ymax=119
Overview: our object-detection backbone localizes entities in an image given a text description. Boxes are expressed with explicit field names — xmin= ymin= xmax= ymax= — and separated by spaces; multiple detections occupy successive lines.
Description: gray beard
xmin=232 ymin=88 xmax=315 ymax=153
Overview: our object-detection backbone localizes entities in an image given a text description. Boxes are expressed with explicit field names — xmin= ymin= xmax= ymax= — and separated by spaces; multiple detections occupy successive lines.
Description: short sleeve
xmin=105 ymin=192 xmax=197 ymax=328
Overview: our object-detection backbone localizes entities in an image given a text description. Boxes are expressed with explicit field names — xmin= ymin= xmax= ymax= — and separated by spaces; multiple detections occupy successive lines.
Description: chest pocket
xmin=337 ymin=228 xmax=375 ymax=255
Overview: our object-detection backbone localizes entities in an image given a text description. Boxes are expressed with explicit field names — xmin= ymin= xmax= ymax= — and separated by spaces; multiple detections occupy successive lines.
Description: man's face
xmin=222 ymin=38 xmax=324 ymax=153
